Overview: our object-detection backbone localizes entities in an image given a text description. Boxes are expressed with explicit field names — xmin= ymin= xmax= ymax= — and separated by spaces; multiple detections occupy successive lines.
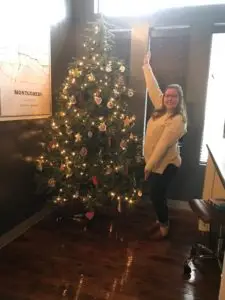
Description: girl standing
xmin=143 ymin=52 xmax=187 ymax=238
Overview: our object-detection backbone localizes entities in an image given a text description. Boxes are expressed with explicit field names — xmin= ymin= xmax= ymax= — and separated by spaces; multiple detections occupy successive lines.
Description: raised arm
xmin=142 ymin=53 xmax=163 ymax=109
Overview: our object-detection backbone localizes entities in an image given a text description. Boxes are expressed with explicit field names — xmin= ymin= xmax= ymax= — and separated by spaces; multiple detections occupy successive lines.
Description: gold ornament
xmin=70 ymin=95 xmax=77 ymax=104
xmin=36 ymin=161 xmax=43 ymax=171
xmin=99 ymin=122 xmax=107 ymax=132
xmin=59 ymin=111 xmax=65 ymax=117
xmin=88 ymin=73 xmax=95 ymax=82
xmin=129 ymin=133 xmax=134 ymax=139
xmin=66 ymin=167 xmax=73 ymax=178
xmin=75 ymin=133 xmax=82 ymax=142
xmin=48 ymin=178 xmax=56 ymax=188
xmin=74 ymin=68 xmax=81 ymax=77
xmin=138 ymin=190 xmax=143 ymax=197
xmin=105 ymin=166 xmax=113 ymax=175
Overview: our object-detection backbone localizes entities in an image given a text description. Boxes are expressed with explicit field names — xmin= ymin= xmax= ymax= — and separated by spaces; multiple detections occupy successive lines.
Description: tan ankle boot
xmin=159 ymin=225 xmax=169 ymax=237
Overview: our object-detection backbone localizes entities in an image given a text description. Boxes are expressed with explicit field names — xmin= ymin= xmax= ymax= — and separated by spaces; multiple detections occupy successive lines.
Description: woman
xmin=143 ymin=52 xmax=187 ymax=238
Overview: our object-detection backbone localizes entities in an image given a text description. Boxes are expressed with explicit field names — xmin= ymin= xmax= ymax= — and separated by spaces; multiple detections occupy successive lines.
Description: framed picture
xmin=0 ymin=21 xmax=52 ymax=121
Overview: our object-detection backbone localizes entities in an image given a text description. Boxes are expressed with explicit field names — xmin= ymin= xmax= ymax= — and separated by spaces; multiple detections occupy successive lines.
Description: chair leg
xmin=183 ymin=242 xmax=215 ymax=275
xmin=183 ymin=260 xmax=192 ymax=275
xmin=183 ymin=244 xmax=198 ymax=275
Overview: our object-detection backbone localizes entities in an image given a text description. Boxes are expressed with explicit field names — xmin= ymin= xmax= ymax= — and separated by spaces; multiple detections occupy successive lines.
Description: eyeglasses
xmin=164 ymin=94 xmax=178 ymax=98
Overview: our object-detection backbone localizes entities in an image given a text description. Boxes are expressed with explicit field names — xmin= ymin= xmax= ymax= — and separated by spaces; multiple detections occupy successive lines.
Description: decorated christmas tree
xmin=35 ymin=16 xmax=143 ymax=212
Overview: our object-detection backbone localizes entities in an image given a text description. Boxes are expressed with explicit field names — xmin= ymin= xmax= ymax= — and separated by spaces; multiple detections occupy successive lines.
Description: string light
xmin=36 ymin=20 xmax=142 ymax=211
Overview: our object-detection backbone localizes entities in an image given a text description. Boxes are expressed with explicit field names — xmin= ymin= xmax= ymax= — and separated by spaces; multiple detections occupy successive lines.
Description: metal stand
xmin=184 ymin=225 xmax=224 ymax=275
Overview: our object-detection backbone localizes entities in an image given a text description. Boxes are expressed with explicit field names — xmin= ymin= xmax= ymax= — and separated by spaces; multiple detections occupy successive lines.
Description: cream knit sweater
xmin=143 ymin=64 xmax=186 ymax=174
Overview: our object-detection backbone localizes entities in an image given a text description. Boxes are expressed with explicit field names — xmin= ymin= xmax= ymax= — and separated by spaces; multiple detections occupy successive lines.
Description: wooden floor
xmin=0 ymin=204 xmax=220 ymax=300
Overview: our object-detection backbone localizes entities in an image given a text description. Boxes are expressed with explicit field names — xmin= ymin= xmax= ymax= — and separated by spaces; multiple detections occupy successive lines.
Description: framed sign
xmin=0 ymin=18 xmax=52 ymax=121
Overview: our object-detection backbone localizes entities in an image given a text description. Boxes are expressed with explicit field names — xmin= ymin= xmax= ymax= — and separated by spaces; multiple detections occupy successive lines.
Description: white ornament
xmin=128 ymin=89 xmax=134 ymax=97
xmin=107 ymin=101 xmax=114 ymax=109
xmin=106 ymin=64 xmax=112 ymax=72
xmin=113 ymin=89 xmax=120 ymax=96
xmin=88 ymin=131 xmax=93 ymax=138
xmin=94 ymin=96 xmax=102 ymax=105
xmin=120 ymin=65 xmax=126 ymax=72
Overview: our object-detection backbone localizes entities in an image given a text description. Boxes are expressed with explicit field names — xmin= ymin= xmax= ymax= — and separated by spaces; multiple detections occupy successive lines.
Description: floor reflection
xmin=0 ymin=207 xmax=220 ymax=300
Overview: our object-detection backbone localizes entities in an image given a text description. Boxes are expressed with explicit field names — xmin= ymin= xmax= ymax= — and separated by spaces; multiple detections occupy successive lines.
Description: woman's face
xmin=164 ymin=88 xmax=179 ymax=111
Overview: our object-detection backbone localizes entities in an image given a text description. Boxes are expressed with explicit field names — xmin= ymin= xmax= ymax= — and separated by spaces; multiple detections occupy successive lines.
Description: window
xmin=200 ymin=33 xmax=225 ymax=163
xmin=0 ymin=0 xmax=66 ymax=27
xmin=95 ymin=0 xmax=225 ymax=16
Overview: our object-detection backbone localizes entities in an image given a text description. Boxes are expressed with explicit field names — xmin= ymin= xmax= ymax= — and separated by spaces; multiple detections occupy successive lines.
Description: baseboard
xmin=0 ymin=205 xmax=53 ymax=250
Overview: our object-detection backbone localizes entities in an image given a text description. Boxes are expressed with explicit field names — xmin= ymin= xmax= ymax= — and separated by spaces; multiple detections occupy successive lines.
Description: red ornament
xmin=48 ymin=140 xmax=57 ymax=150
xmin=85 ymin=212 xmax=95 ymax=220
xmin=92 ymin=176 xmax=98 ymax=186
xmin=60 ymin=164 xmax=66 ymax=171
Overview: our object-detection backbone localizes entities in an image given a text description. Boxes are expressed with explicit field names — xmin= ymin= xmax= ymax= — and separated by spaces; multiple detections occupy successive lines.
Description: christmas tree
xmin=35 ymin=16 xmax=143 ymax=211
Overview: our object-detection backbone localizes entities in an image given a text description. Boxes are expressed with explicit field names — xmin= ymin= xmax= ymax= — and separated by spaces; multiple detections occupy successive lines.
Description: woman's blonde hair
xmin=152 ymin=84 xmax=188 ymax=125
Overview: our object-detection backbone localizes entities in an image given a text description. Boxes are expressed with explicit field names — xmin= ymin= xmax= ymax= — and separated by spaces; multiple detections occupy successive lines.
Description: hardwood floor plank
xmin=0 ymin=207 xmax=220 ymax=299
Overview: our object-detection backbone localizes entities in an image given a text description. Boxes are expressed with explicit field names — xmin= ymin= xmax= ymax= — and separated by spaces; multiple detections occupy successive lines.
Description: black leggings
xmin=148 ymin=164 xmax=178 ymax=225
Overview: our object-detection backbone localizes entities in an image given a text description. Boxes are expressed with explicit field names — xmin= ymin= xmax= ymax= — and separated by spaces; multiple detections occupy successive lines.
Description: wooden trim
xmin=0 ymin=205 xmax=53 ymax=250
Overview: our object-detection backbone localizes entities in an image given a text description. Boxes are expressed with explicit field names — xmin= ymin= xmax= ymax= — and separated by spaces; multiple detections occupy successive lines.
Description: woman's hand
xmin=144 ymin=169 xmax=150 ymax=181
xmin=143 ymin=51 xmax=151 ymax=66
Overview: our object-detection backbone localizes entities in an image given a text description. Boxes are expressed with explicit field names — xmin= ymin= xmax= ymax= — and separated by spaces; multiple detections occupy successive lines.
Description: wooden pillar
xmin=130 ymin=23 xmax=149 ymax=133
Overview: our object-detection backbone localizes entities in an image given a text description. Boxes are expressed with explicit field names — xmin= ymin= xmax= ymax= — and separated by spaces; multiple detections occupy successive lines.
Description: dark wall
xmin=0 ymin=0 xmax=94 ymax=235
